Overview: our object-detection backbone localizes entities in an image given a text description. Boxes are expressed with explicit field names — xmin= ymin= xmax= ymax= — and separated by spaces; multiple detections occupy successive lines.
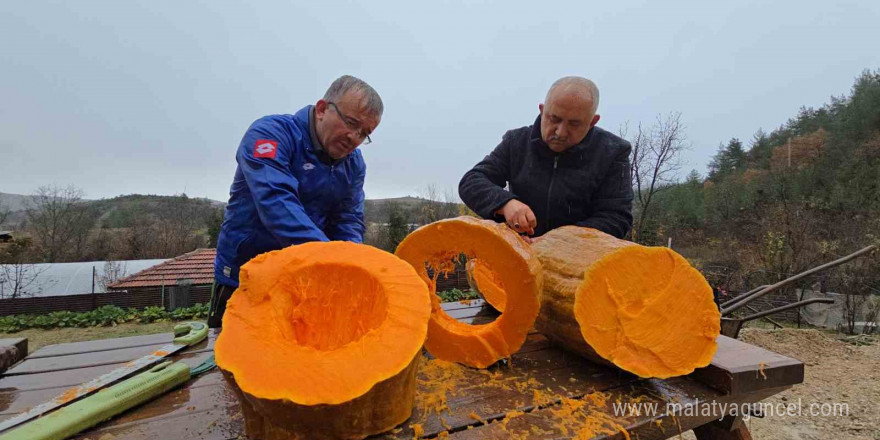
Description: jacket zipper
xmin=545 ymin=155 xmax=558 ymax=232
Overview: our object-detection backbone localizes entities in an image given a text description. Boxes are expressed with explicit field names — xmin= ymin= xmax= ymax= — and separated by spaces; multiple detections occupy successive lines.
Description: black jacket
xmin=459 ymin=115 xmax=634 ymax=238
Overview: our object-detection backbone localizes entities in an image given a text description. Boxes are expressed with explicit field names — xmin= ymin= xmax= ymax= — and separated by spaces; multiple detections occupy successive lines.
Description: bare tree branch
xmin=25 ymin=185 xmax=97 ymax=262
xmin=0 ymin=238 xmax=48 ymax=299
xmin=418 ymin=184 xmax=459 ymax=225
xmin=623 ymin=112 xmax=689 ymax=243
xmin=99 ymin=260 xmax=127 ymax=291
xmin=0 ymin=200 xmax=9 ymax=227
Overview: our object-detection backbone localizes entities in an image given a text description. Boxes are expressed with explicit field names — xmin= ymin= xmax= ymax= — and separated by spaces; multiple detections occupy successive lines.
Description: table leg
xmin=693 ymin=416 xmax=753 ymax=440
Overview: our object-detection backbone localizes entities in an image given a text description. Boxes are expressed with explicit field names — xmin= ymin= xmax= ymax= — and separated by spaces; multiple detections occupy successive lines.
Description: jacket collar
xmin=529 ymin=114 xmax=596 ymax=157
xmin=301 ymin=105 xmax=343 ymax=166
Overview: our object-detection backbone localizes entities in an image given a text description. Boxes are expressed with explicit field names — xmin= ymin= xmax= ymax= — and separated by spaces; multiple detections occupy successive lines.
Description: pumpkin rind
xmin=533 ymin=226 xmax=721 ymax=378
xmin=215 ymin=241 xmax=431 ymax=439
xmin=395 ymin=216 xmax=541 ymax=368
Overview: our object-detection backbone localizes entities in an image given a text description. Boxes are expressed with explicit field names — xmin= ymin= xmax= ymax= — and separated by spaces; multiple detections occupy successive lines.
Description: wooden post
xmin=92 ymin=266 xmax=97 ymax=310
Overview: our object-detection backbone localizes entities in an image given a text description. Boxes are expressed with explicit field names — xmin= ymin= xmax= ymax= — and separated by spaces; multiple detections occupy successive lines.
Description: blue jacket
xmin=214 ymin=106 xmax=366 ymax=287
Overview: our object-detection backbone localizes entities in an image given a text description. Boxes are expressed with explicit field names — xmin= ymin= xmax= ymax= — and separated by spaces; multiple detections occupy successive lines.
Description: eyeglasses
xmin=327 ymin=102 xmax=372 ymax=145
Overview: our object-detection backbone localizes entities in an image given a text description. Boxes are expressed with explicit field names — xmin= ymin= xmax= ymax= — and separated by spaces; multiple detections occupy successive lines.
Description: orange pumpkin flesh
xmin=533 ymin=226 xmax=721 ymax=378
xmin=468 ymin=258 xmax=507 ymax=312
xmin=395 ymin=216 xmax=541 ymax=368
xmin=215 ymin=241 xmax=431 ymax=440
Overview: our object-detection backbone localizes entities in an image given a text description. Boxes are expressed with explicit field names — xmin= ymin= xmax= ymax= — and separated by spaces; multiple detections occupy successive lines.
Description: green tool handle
xmin=173 ymin=321 xmax=209 ymax=346
xmin=0 ymin=361 xmax=191 ymax=440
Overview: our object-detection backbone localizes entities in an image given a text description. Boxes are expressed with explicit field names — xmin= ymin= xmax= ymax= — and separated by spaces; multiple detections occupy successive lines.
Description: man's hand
xmin=496 ymin=199 xmax=537 ymax=235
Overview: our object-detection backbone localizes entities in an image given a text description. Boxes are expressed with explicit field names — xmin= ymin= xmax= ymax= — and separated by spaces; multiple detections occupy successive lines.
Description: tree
xmin=25 ymin=185 xmax=98 ymax=262
xmin=99 ymin=260 xmax=127 ymax=291
xmin=622 ymin=112 xmax=688 ymax=243
xmin=153 ymin=194 xmax=208 ymax=257
xmin=206 ymin=207 xmax=225 ymax=247
xmin=0 ymin=200 xmax=9 ymax=227
xmin=708 ymin=138 xmax=747 ymax=181
xmin=748 ymin=129 xmax=773 ymax=169
xmin=417 ymin=185 xmax=460 ymax=225
xmin=386 ymin=205 xmax=410 ymax=251
xmin=655 ymin=169 xmax=705 ymax=230
xmin=125 ymin=206 xmax=154 ymax=259
xmin=373 ymin=201 xmax=412 ymax=252
xmin=88 ymin=227 xmax=115 ymax=261
xmin=0 ymin=238 xmax=48 ymax=299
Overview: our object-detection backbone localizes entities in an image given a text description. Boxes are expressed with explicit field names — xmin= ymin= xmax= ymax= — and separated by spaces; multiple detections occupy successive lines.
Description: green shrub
xmin=437 ymin=288 xmax=480 ymax=302
xmin=0 ymin=303 xmax=210 ymax=333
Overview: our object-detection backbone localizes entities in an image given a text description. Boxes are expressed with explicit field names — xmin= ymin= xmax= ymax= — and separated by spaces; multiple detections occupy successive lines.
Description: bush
xmin=0 ymin=303 xmax=210 ymax=333
xmin=138 ymin=306 xmax=168 ymax=324
xmin=437 ymin=288 xmax=480 ymax=302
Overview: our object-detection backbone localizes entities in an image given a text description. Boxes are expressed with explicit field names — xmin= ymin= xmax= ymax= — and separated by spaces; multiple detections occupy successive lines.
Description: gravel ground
xmin=682 ymin=328 xmax=879 ymax=440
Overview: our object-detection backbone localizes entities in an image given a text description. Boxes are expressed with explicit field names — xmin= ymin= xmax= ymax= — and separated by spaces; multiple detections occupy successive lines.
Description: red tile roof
xmin=108 ymin=248 xmax=216 ymax=289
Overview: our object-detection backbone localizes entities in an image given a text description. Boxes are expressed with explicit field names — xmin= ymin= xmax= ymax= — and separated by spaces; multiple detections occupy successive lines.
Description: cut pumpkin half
xmin=215 ymin=241 xmax=431 ymax=440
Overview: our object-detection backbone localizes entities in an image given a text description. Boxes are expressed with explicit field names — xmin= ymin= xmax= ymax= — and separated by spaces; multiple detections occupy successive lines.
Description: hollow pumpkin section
xmin=395 ymin=216 xmax=541 ymax=369
xmin=271 ymin=263 xmax=388 ymax=351
xmin=533 ymin=226 xmax=720 ymax=378
xmin=215 ymin=241 xmax=431 ymax=440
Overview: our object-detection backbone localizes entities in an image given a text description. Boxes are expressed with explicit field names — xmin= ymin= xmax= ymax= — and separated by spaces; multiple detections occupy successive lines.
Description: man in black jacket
xmin=459 ymin=77 xmax=633 ymax=240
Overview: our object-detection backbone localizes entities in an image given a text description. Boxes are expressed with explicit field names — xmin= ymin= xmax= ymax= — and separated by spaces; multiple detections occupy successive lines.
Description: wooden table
xmin=0 ymin=300 xmax=803 ymax=439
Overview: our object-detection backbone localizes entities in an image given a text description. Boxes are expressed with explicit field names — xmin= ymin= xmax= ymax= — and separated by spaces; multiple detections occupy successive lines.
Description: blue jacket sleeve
xmin=237 ymin=120 xmax=330 ymax=245
xmin=325 ymin=160 xmax=366 ymax=242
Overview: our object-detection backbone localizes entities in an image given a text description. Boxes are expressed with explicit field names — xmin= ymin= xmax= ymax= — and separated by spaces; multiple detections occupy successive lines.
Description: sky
xmin=1 ymin=0 xmax=878 ymax=202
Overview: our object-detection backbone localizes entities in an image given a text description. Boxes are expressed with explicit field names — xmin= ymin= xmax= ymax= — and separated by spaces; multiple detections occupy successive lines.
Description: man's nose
xmin=555 ymin=125 xmax=567 ymax=138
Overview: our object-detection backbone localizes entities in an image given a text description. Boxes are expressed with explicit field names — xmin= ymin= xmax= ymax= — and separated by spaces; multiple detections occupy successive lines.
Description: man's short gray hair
xmin=323 ymin=75 xmax=384 ymax=117
xmin=546 ymin=76 xmax=600 ymax=114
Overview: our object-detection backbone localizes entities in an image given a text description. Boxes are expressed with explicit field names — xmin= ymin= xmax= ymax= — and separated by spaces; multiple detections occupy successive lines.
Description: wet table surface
xmin=0 ymin=300 xmax=803 ymax=439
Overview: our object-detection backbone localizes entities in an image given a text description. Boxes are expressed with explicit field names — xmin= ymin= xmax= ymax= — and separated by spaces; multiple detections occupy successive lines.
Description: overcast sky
xmin=2 ymin=1 xmax=878 ymax=202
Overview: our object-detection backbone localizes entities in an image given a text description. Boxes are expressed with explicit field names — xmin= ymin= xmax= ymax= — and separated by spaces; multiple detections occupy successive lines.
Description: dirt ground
xmin=683 ymin=328 xmax=879 ymax=440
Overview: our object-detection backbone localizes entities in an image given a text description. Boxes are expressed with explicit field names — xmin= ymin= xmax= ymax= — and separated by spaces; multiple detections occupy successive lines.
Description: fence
xmin=724 ymin=288 xmax=879 ymax=331
xmin=0 ymin=285 xmax=212 ymax=316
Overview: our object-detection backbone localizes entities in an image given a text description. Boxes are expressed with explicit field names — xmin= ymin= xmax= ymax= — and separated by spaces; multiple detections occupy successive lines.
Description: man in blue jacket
xmin=459 ymin=76 xmax=633 ymax=241
xmin=208 ymin=75 xmax=383 ymax=327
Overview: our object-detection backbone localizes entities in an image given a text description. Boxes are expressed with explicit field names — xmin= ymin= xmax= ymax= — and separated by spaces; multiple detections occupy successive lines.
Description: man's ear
xmin=590 ymin=114 xmax=601 ymax=127
xmin=538 ymin=103 xmax=544 ymax=115
xmin=315 ymin=99 xmax=328 ymax=120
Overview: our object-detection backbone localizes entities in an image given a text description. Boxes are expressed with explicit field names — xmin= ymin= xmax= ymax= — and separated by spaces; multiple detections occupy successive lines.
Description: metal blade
xmin=0 ymin=342 xmax=188 ymax=433
xmin=0 ymin=321 xmax=207 ymax=433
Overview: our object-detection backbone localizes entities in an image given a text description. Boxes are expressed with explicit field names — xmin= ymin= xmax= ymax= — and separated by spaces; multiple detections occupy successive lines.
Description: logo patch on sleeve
xmin=254 ymin=140 xmax=278 ymax=158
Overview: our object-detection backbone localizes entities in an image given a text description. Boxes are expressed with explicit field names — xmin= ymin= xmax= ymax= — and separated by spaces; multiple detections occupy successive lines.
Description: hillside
xmin=0 ymin=189 xmax=461 ymax=263
xmin=1 ymin=192 xmax=451 ymax=228
xmin=636 ymin=70 xmax=880 ymax=298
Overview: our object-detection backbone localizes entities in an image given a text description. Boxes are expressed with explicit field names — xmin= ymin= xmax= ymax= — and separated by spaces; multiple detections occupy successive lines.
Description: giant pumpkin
xmin=215 ymin=241 xmax=431 ymax=440
xmin=532 ymin=226 xmax=720 ymax=378
xmin=395 ymin=217 xmax=541 ymax=368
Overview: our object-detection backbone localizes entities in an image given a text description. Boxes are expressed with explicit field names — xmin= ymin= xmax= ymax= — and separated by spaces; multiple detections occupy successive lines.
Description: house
xmin=108 ymin=248 xmax=216 ymax=309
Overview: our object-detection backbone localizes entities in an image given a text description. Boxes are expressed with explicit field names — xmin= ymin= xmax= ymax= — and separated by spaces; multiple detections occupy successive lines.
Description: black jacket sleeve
xmin=576 ymin=144 xmax=634 ymax=238
xmin=458 ymin=132 xmax=518 ymax=220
